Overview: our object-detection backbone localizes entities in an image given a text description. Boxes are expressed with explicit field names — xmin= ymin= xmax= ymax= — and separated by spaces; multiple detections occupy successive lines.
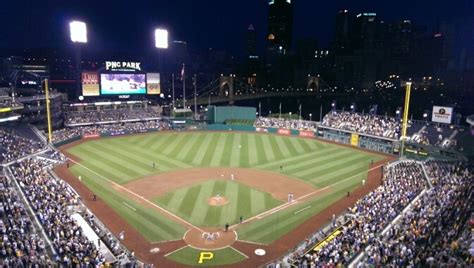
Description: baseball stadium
xmin=1 ymin=1 xmax=474 ymax=267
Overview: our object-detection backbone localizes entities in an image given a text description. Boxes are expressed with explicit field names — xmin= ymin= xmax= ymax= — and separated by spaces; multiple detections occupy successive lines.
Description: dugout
xmin=207 ymin=106 xmax=256 ymax=124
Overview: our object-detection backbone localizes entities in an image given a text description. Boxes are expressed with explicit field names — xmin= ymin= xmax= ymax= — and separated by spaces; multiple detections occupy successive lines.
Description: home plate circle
xmin=254 ymin=249 xmax=266 ymax=256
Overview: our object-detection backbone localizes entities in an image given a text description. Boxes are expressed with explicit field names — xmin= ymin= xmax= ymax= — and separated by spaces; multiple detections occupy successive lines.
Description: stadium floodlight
xmin=70 ymin=21 xmax=88 ymax=43
xmin=155 ymin=28 xmax=169 ymax=49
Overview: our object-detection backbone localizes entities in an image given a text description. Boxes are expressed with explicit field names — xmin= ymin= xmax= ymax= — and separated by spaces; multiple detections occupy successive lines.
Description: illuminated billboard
xmin=82 ymin=71 xmax=100 ymax=96
xmin=432 ymin=106 xmax=453 ymax=124
xmin=100 ymin=73 xmax=146 ymax=95
xmin=147 ymin=73 xmax=161 ymax=95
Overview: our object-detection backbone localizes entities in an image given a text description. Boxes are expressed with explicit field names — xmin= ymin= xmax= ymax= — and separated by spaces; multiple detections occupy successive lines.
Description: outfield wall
xmin=207 ymin=106 xmax=257 ymax=124
xmin=52 ymin=128 xmax=163 ymax=147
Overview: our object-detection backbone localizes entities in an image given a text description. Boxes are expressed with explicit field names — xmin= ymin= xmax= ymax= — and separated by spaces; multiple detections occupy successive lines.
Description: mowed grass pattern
xmin=154 ymin=180 xmax=282 ymax=227
xmin=67 ymin=131 xmax=384 ymax=243
xmin=67 ymin=132 xmax=381 ymax=187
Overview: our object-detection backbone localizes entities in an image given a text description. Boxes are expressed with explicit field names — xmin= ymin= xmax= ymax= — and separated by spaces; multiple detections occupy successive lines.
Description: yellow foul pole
xmin=400 ymin=82 xmax=412 ymax=156
xmin=44 ymin=79 xmax=53 ymax=144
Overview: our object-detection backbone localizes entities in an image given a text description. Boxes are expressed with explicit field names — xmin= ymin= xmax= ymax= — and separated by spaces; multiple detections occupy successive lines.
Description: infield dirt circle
xmin=183 ymin=227 xmax=237 ymax=250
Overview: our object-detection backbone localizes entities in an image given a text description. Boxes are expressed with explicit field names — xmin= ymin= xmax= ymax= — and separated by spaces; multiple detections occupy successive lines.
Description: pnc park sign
xmin=105 ymin=61 xmax=141 ymax=71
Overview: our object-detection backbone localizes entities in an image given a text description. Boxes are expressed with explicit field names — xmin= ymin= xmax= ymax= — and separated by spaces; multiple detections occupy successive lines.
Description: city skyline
xmin=1 ymin=0 xmax=473 ymax=55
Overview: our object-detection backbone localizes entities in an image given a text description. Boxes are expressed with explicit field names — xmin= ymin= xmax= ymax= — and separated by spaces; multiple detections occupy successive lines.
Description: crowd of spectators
xmin=290 ymin=161 xmax=426 ymax=267
xmin=51 ymin=120 xmax=171 ymax=143
xmin=65 ymin=108 xmax=158 ymax=125
xmin=0 ymin=175 xmax=52 ymax=266
xmin=360 ymin=161 xmax=473 ymax=267
xmin=0 ymin=128 xmax=45 ymax=164
xmin=10 ymin=158 xmax=105 ymax=266
xmin=254 ymin=117 xmax=317 ymax=131
xmin=39 ymin=149 xmax=67 ymax=162
xmin=321 ymin=111 xmax=400 ymax=139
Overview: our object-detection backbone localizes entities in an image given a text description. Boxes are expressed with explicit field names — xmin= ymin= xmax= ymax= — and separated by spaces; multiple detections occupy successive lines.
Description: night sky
xmin=1 ymin=0 xmax=473 ymax=55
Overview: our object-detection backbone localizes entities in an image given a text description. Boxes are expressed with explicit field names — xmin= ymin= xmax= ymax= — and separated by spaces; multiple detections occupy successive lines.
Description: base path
xmin=124 ymin=167 xmax=317 ymax=201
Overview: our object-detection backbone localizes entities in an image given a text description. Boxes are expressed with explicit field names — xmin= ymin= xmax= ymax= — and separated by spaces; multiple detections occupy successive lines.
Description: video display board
xmin=82 ymin=71 xmax=100 ymax=96
xmin=146 ymin=73 xmax=161 ymax=95
xmin=100 ymin=73 xmax=146 ymax=95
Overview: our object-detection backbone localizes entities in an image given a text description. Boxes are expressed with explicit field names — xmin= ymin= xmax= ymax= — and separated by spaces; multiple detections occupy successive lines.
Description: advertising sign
xmin=350 ymin=133 xmax=359 ymax=146
xmin=432 ymin=106 xmax=453 ymax=124
xmin=147 ymin=73 xmax=161 ymax=95
xmin=299 ymin=131 xmax=315 ymax=137
xmin=82 ymin=71 xmax=100 ymax=96
xmin=278 ymin=129 xmax=291 ymax=135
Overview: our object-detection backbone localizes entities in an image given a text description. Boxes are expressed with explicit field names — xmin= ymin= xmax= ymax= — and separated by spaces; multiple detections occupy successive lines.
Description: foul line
xmin=230 ymin=246 xmax=249 ymax=259
xmin=68 ymin=158 xmax=205 ymax=233
xmin=294 ymin=205 xmax=311 ymax=215
xmin=164 ymin=245 xmax=188 ymax=257
xmin=230 ymin=162 xmax=385 ymax=229
xmin=237 ymin=239 xmax=267 ymax=246
xmin=122 ymin=202 xmax=137 ymax=211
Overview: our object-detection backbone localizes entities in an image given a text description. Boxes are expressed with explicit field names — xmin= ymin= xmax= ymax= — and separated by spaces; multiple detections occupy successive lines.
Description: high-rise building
xmin=353 ymin=12 xmax=381 ymax=50
xmin=267 ymin=0 xmax=294 ymax=52
xmin=334 ymin=9 xmax=351 ymax=52
xmin=265 ymin=0 xmax=294 ymax=87
xmin=246 ymin=24 xmax=257 ymax=58
xmin=245 ymin=24 xmax=259 ymax=85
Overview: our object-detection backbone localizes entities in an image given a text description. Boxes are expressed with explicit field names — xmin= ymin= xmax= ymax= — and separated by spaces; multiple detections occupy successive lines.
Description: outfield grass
xmin=67 ymin=131 xmax=383 ymax=243
xmin=154 ymin=180 xmax=282 ymax=227
xmin=166 ymin=246 xmax=247 ymax=266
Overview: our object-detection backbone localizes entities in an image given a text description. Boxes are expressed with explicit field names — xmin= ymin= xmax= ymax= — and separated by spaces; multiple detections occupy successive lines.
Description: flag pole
xmin=279 ymin=102 xmax=282 ymax=119
xmin=172 ymin=73 xmax=175 ymax=113
xmin=299 ymin=104 xmax=302 ymax=121
xmin=319 ymin=104 xmax=323 ymax=122
xmin=182 ymin=64 xmax=186 ymax=110
xmin=194 ymin=74 xmax=197 ymax=120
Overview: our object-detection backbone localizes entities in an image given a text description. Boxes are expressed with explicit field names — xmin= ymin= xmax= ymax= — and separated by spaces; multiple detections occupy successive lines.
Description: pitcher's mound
xmin=208 ymin=195 xmax=229 ymax=206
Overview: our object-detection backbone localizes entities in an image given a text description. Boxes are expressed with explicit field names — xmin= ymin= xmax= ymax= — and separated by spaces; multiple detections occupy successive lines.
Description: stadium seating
xmin=0 ymin=127 xmax=45 ymax=164
xmin=51 ymin=119 xmax=171 ymax=143
xmin=360 ymin=161 xmax=473 ymax=266
xmin=0 ymin=174 xmax=52 ymax=266
xmin=286 ymin=160 xmax=473 ymax=267
xmin=321 ymin=111 xmax=401 ymax=139
xmin=254 ymin=117 xmax=317 ymax=131
xmin=64 ymin=108 xmax=159 ymax=125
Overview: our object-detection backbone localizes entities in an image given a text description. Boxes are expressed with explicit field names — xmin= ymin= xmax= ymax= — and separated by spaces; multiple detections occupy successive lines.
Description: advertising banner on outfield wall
xmin=277 ymin=129 xmax=291 ymax=135
xmin=83 ymin=134 xmax=100 ymax=139
xmin=350 ymin=133 xmax=359 ymax=146
xmin=432 ymin=106 xmax=453 ymax=124
xmin=255 ymin=127 xmax=268 ymax=133
xmin=299 ymin=131 xmax=315 ymax=137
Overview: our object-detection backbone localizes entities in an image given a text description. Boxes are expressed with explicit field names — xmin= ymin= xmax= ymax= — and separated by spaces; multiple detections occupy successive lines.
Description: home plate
xmin=255 ymin=249 xmax=266 ymax=256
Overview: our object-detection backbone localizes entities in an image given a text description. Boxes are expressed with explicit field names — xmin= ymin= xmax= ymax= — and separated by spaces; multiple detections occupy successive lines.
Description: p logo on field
xmin=198 ymin=252 xmax=214 ymax=264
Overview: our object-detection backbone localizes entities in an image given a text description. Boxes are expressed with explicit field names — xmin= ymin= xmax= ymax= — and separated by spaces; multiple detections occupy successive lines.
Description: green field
xmin=154 ymin=180 xmax=282 ymax=227
xmin=167 ymin=246 xmax=247 ymax=266
xmin=67 ymin=131 xmax=383 ymax=245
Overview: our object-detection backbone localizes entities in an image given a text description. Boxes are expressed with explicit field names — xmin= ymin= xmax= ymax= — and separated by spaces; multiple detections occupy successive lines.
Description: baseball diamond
xmin=3 ymin=4 xmax=472 ymax=267
xmin=55 ymin=131 xmax=388 ymax=266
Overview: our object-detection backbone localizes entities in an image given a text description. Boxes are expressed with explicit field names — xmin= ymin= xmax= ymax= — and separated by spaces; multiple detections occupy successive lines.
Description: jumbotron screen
xmin=100 ymin=73 xmax=146 ymax=95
